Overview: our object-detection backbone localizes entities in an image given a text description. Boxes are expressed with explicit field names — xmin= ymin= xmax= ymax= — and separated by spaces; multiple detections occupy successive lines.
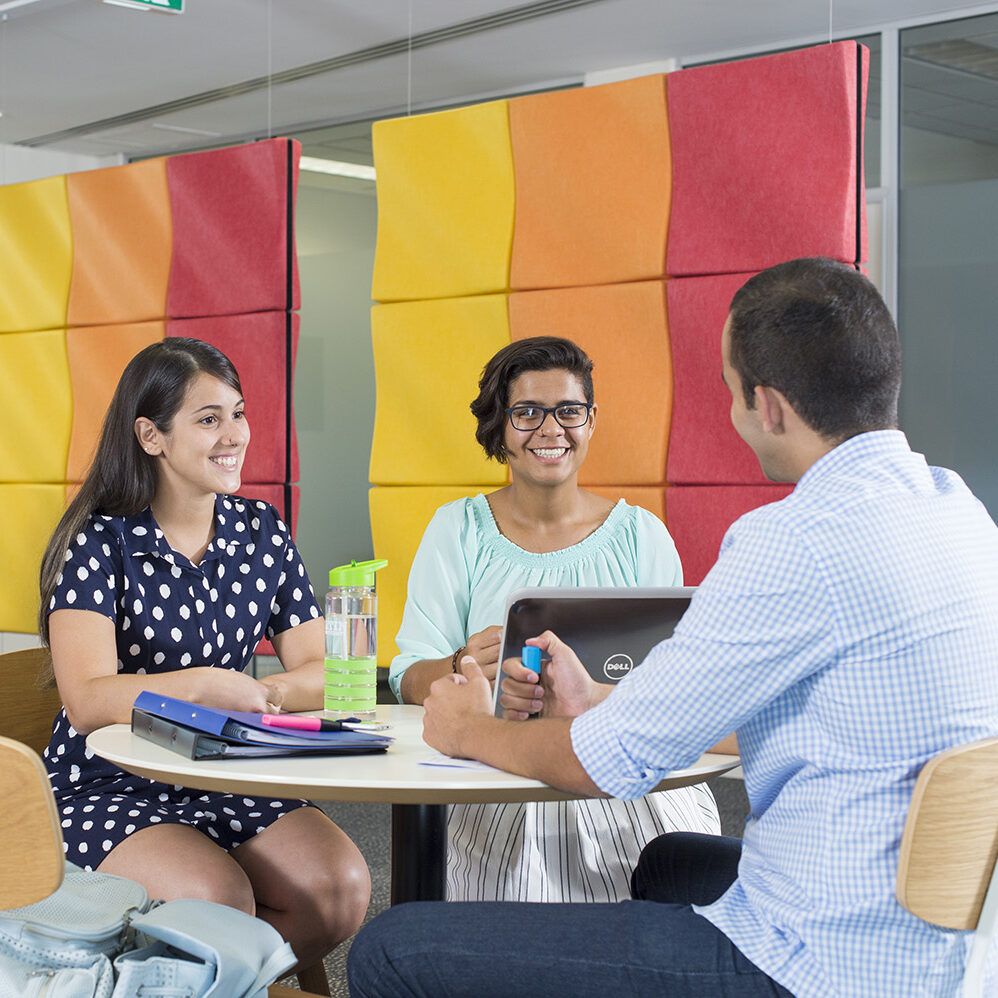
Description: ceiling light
xmin=151 ymin=123 xmax=223 ymax=137
xmin=299 ymin=157 xmax=376 ymax=182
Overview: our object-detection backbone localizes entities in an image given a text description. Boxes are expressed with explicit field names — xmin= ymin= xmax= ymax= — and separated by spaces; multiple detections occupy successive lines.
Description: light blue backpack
xmin=0 ymin=861 xmax=297 ymax=998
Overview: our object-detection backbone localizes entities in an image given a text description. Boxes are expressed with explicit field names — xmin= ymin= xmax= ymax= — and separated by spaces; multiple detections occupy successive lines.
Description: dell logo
xmin=603 ymin=653 xmax=634 ymax=681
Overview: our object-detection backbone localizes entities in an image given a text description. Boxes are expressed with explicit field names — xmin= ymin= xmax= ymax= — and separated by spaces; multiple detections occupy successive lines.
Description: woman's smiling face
xmin=146 ymin=372 xmax=251 ymax=499
xmin=503 ymin=368 xmax=595 ymax=487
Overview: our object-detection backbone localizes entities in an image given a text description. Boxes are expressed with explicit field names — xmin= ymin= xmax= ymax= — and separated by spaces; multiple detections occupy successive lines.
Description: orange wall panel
xmin=509 ymin=281 xmax=671 ymax=486
xmin=67 ymin=159 xmax=172 ymax=327
xmin=66 ymin=322 xmax=165 ymax=482
xmin=510 ymin=74 xmax=670 ymax=290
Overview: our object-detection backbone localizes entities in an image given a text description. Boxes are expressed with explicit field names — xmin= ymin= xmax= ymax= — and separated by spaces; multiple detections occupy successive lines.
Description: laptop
xmin=492 ymin=586 xmax=695 ymax=716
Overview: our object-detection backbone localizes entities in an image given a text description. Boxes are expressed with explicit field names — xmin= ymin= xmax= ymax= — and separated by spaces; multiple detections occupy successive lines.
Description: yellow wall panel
xmin=370 ymin=485 xmax=500 ymax=666
xmin=0 ymin=330 xmax=72 ymax=482
xmin=371 ymin=101 xmax=514 ymax=302
xmin=0 ymin=485 xmax=66 ymax=633
xmin=370 ymin=295 xmax=513 ymax=486
xmin=0 ymin=176 xmax=72 ymax=333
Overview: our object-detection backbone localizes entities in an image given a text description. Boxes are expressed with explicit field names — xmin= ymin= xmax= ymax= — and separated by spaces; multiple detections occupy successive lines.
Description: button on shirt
xmin=572 ymin=431 xmax=998 ymax=997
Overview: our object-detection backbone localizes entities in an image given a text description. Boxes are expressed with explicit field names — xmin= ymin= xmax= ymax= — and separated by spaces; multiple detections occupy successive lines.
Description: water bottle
xmin=324 ymin=559 xmax=388 ymax=718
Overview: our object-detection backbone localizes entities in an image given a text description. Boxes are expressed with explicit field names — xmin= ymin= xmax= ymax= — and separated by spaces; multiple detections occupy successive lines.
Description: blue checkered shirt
xmin=572 ymin=431 xmax=998 ymax=997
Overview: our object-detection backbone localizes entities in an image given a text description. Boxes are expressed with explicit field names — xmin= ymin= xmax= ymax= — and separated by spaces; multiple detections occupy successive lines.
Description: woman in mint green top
xmin=391 ymin=337 xmax=720 ymax=902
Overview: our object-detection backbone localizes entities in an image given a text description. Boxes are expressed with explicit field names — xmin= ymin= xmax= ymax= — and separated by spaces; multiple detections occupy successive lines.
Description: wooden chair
xmin=897 ymin=737 xmax=998 ymax=997
xmin=0 ymin=647 xmax=63 ymax=754
xmin=0 ymin=649 xmax=331 ymax=996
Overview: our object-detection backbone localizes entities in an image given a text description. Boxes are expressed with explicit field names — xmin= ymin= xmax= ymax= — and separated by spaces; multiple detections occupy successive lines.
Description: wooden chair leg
xmin=296 ymin=960 xmax=331 ymax=996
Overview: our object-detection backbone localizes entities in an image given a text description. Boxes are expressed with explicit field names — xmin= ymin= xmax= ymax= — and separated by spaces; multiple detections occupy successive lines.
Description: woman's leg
xmin=97 ymin=823 xmax=256 ymax=913
xmin=231 ymin=807 xmax=371 ymax=970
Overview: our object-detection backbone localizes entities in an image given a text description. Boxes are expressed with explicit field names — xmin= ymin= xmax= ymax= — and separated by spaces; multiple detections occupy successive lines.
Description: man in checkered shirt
xmin=350 ymin=258 xmax=998 ymax=998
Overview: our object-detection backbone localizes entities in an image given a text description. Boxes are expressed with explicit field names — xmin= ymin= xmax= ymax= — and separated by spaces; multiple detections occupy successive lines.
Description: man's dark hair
xmin=728 ymin=258 xmax=901 ymax=441
xmin=470 ymin=336 xmax=594 ymax=463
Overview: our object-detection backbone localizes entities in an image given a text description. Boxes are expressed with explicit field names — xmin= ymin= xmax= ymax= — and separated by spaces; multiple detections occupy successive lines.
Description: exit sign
xmin=110 ymin=0 xmax=184 ymax=11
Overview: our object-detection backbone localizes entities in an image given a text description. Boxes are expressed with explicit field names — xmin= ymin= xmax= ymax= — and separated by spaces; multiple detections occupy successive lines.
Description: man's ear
xmin=134 ymin=417 xmax=163 ymax=456
xmin=754 ymin=385 xmax=787 ymax=435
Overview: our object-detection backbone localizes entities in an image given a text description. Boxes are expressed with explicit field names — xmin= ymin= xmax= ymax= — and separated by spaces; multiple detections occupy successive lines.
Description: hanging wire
xmin=266 ymin=0 xmax=273 ymax=138
xmin=828 ymin=0 xmax=834 ymax=45
xmin=406 ymin=0 xmax=413 ymax=115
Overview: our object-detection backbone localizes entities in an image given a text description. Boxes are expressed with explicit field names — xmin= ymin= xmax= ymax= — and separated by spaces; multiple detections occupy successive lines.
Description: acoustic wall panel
xmin=666 ymin=485 xmax=794 ymax=585
xmin=168 ymin=311 xmax=299 ymax=487
xmin=166 ymin=140 xmax=301 ymax=318
xmin=370 ymin=295 xmax=511 ymax=486
xmin=666 ymin=273 xmax=771 ymax=486
xmin=67 ymin=159 xmax=172 ymax=327
xmin=588 ymin=486 xmax=668 ymax=525
xmin=371 ymin=101 xmax=515 ymax=302
xmin=0 ymin=330 xmax=72 ymax=483
xmin=370 ymin=485 xmax=497 ymax=665
xmin=66 ymin=322 xmax=166 ymax=482
xmin=667 ymin=41 xmax=868 ymax=276
xmin=509 ymin=281 xmax=672 ymax=486
xmin=509 ymin=74 xmax=671 ymax=290
xmin=0 ymin=137 xmax=302 ymax=633
xmin=0 ymin=485 xmax=67 ymax=633
xmin=0 ymin=176 xmax=72 ymax=334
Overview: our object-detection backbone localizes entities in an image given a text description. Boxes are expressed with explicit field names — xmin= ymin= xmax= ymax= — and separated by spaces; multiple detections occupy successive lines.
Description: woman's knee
xmin=183 ymin=860 xmax=257 ymax=915
xmin=305 ymin=844 xmax=372 ymax=937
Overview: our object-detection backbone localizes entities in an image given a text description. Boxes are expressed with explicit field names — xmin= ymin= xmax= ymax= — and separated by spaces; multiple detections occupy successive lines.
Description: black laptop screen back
xmin=496 ymin=593 xmax=691 ymax=716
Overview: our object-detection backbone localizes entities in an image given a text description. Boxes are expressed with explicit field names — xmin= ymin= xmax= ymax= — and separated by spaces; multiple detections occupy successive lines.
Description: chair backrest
xmin=897 ymin=737 xmax=998 ymax=930
xmin=0 ymin=647 xmax=63 ymax=755
xmin=0 ymin=735 xmax=64 ymax=909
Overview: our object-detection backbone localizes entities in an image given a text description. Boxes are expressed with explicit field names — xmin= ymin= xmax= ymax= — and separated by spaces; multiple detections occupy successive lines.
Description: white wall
xmin=0 ymin=143 xmax=120 ymax=184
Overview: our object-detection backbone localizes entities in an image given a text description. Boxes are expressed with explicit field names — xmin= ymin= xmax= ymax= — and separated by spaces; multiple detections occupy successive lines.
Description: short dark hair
xmin=470 ymin=336 xmax=594 ymax=463
xmin=728 ymin=258 xmax=901 ymax=440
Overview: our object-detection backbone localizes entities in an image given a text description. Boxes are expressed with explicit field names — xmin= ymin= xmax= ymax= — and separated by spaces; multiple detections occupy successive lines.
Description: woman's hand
xmin=200 ymin=668 xmax=279 ymax=714
xmin=464 ymin=625 xmax=502 ymax=681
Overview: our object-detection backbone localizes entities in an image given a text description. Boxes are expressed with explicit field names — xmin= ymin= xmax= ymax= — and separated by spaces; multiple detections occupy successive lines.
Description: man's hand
xmin=499 ymin=630 xmax=603 ymax=720
xmin=465 ymin=625 xmax=502 ymax=681
xmin=423 ymin=656 xmax=494 ymax=757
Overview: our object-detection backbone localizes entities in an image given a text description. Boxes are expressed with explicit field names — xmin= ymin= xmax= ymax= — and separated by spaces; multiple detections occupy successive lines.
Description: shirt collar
xmin=119 ymin=494 xmax=244 ymax=563
xmin=794 ymin=429 xmax=912 ymax=495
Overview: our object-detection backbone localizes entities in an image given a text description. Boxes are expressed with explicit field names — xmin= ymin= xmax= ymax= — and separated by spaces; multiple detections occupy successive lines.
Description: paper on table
xmin=419 ymin=750 xmax=501 ymax=772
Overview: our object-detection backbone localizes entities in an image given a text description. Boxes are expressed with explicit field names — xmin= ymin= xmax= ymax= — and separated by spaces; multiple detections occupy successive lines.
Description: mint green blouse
xmin=389 ymin=494 xmax=683 ymax=699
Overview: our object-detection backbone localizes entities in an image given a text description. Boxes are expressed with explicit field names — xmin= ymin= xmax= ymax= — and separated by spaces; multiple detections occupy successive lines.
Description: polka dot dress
xmin=43 ymin=495 xmax=323 ymax=871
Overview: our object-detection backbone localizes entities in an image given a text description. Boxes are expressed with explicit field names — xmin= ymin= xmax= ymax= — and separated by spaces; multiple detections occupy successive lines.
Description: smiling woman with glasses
xmin=388 ymin=335 xmax=720 ymax=904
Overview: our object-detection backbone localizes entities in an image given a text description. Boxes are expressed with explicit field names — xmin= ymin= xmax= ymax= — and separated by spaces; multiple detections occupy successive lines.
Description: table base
xmin=390 ymin=803 xmax=447 ymax=904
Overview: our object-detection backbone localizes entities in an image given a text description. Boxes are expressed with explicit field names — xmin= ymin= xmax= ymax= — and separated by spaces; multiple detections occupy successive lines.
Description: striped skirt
xmin=446 ymin=784 xmax=721 ymax=902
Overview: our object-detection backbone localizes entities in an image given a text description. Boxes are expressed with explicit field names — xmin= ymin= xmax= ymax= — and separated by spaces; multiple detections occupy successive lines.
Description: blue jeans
xmin=348 ymin=832 xmax=792 ymax=997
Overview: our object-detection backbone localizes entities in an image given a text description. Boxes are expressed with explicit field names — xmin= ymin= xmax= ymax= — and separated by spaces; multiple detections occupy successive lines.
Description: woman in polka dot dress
xmin=37 ymin=338 xmax=370 ymax=973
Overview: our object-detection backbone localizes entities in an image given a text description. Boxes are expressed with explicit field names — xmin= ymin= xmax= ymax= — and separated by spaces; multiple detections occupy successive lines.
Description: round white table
xmin=87 ymin=704 xmax=739 ymax=903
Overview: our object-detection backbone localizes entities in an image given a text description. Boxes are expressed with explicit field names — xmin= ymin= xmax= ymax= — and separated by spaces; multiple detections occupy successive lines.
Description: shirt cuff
xmin=570 ymin=702 xmax=666 ymax=800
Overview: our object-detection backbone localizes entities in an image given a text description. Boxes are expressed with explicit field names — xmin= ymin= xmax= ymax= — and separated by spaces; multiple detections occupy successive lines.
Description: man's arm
xmin=422 ymin=658 xmax=605 ymax=797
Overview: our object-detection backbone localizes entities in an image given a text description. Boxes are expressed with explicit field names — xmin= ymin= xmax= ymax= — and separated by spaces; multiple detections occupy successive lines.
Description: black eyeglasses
xmin=505 ymin=402 xmax=593 ymax=431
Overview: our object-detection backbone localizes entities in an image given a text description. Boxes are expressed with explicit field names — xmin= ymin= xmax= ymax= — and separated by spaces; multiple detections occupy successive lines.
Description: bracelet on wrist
xmin=451 ymin=647 xmax=466 ymax=672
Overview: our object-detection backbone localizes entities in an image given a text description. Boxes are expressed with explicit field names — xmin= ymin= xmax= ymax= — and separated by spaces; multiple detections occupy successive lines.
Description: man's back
xmin=698 ymin=430 xmax=998 ymax=996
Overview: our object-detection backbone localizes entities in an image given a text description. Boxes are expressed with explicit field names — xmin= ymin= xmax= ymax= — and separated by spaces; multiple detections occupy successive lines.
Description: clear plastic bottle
xmin=324 ymin=559 xmax=387 ymax=718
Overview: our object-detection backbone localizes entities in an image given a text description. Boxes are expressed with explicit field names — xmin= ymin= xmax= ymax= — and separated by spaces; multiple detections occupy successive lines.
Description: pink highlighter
xmin=262 ymin=714 xmax=345 ymax=732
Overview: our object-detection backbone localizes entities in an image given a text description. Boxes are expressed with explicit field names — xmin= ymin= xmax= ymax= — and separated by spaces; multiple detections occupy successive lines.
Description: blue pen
xmin=521 ymin=645 xmax=542 ymax=675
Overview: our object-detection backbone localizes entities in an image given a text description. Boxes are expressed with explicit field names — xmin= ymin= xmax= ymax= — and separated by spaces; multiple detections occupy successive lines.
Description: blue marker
xmin=521 ymin=645 xmax=542 ymax=675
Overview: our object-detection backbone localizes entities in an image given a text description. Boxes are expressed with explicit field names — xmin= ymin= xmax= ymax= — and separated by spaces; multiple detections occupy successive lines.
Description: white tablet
xmin=492 ymin=586 xmax=696 ymax=716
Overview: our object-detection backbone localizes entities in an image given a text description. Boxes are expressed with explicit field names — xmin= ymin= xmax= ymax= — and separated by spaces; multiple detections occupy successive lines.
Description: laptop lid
xmin=492 ymin=586 xmax=695 ymax=716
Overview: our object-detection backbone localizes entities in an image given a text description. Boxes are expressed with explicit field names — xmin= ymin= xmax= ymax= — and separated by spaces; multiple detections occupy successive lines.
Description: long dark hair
xmin=38 ymin=338 xmax=241 ymax=648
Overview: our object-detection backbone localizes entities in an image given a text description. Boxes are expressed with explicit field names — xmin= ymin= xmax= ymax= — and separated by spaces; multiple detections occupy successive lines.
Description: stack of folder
xmin=132 ymin=692 xmax=393 ymax=760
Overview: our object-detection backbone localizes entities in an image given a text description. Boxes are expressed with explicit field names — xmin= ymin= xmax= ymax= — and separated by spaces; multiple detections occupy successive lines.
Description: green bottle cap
xmin=329 ymin=559 xmax=388 ymax=587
